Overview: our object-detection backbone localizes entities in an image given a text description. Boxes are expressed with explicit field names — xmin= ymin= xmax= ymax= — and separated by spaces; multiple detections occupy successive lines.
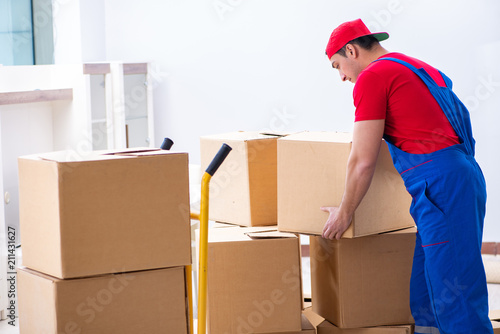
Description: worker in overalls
xmin=321 ymin=18 xmax=493 ymax=334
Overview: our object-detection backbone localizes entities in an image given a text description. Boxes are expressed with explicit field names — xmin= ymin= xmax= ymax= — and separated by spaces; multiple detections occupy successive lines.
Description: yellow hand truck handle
xmin=197 ymin=143 xmax=232 ymax=334
xmin=161 ymin=139 xmax=231 ymax=334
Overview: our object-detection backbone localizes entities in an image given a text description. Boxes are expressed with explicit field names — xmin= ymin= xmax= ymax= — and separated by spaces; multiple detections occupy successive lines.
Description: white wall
xmin=52 ymin=0 xmax=83 ymax=63
xmin=74 ymin=0 xmax=500 ymax=240
xmin=79 ymin=0 xmax=106 ymax=62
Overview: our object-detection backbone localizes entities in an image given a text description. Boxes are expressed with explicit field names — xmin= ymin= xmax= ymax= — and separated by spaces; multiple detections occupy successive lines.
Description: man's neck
xmin=360 ymin=46 xmax=390 ymax=68
xmin=369 ymin=46 xmax=390 ymax=62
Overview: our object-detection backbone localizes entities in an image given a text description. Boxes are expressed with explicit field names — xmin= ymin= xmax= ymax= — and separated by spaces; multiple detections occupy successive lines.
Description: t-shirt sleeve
xmin=353 ymin=70 xmax=387 ymax=122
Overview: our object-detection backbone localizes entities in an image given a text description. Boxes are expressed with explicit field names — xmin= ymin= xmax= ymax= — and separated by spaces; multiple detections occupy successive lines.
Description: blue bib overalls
xmin=375 ymin=58 xmax=493 ymax=334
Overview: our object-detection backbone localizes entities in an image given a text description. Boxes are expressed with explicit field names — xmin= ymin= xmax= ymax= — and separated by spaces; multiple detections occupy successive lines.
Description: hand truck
xmin=161 ymin=138 xmax=232 ymax=334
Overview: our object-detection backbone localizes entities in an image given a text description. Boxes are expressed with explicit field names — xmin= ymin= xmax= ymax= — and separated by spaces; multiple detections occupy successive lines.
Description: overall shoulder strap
xmin=375 ymin=57 xmax=475 ymax=156
xmin=374 ymin=57 xmax=448 ymax=89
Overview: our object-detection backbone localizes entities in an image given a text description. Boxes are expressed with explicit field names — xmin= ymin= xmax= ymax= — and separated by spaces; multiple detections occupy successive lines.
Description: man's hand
xmin=320 ymin=120 xmax=385 ymax=241
xmin=321 ymin=206 xmax=353 ymax=240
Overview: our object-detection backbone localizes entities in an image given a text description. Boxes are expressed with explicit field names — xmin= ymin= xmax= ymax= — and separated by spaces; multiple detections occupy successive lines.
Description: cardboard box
xmin=257 ymin=315 xmax=314 ymax=334
xmin=493 ymin=321 xmax=500 ymax=334
xmin=18 ymin=266 xmax=188 ymax=334
xmin=277 ymin=131 xmax=414 ymax=237
xmin=491 ymin=310 xmax=500 ymax=333
xmin=491 ymin=309 xmax=500 ymax=321
xmin=207 ymin=227 xmax=303 ymax=333
xmin=200 ymin=131 xmax=282 ymax=227
xmin=18 ymin=148 xmax=191 ymax=279
xmin=310 ymin=228 xmax=416 ymax=328
xmin=304 ymin=307 xmax=413 ymax=334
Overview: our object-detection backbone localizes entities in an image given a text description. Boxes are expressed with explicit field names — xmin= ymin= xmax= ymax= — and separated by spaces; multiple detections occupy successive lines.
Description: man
xmin=321 ymin=18 xmax=493 ymax=334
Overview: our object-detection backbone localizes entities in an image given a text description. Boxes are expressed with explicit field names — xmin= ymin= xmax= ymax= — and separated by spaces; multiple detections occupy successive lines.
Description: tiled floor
xmin=2 ymin=256 xmax=499 ymax=333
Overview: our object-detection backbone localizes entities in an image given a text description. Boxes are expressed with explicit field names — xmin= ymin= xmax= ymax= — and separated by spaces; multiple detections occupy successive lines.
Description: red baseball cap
xmin=325 ymin=19 xmax=389 ymax=59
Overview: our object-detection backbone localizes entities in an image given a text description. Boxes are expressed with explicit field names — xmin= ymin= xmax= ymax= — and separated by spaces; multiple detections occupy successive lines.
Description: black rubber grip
xmin=206 ymin=143 xmax=232 ymax=176
xmin=160 ymin=137 xmax=174 ymax=150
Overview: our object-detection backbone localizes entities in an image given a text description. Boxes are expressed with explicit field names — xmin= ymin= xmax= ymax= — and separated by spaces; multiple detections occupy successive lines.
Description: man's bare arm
xmin=322 ymin=119 xmax=385 ymax=239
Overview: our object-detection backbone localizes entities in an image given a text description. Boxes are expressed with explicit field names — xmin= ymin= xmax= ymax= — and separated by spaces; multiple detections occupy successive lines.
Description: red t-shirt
xmin=354 ymin=52 xmax=459 ymax=154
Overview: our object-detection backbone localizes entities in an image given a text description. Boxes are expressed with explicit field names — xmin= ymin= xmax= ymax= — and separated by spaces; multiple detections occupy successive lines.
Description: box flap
xmin=208 ymin=226 xmax=297 ymax=242
xmin=238 ymin=226 xmax=278 ymax=233
xmin=382 ymin=226 xmax=417 ymax=235
xmin=299 ymin=314 xmax=315 ymax=332
xmin=208 ymin=227 xmax=251 ymax=243
xmin=101 ymin=147 xmax=158 ymax=155
xmin=246 ymin=231 xmax=297 ymax=239
xmin=36 ymin=150 xmax=130 ymax=163
xmin=212 ymin=224 xmax=278 ymax=232
xmin=17 ymin=266 xmax=62 ymax=282
xmin=303 ymin=307 xmax=326 ymax=328
xmin=212 ymin=222 xmax=237 ymax=228
xmin=201 ymin=131 xmax=282 ymax=142
xmin=211 ymin=223 xmax=278 ymax=231
xmin=260 ymin=131 xmax=290 ymax=137
xmin=279 ymin=131 xmax=353 ymax=143
xmin=34 ymin=148 xmax=174 ymax=162
xmin=116 ymin=150 xmax=185 ymax=157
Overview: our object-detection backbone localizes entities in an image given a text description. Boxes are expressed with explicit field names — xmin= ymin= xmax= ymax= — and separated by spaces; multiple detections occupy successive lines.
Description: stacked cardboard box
xmin=491 ymin=310 xmax=500 ymax=333
xmin=309 ymin=229 xmax=416 ymax=328
xmin=200 ymin=132 xmax=315 ymax=333
xmin=17 ymin=148 xmax=192 ymax=333
xmin=277 ymin=131 xmax=414 ymax=237
xmin=303 ymin=306 xmax=414 ymax=334
xmin=200 ymin=131 xmax=417 ymax=332
xmin=275 ymin=131 xmax=416 ymax=331
xmin=493 ymin=321 xmax=500 ymax=334
xmin=200 ymin=131 xmax=284 ymax=227
xmin=206 ymin=226 xmax=306 ymax=333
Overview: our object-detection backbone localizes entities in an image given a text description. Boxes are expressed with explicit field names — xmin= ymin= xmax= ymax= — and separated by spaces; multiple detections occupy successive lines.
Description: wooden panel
xmin=123 ymin=63 xmax=147 ymax=75
xmin=83 ymin=63 xmax=111 ymax=75
xmin=482 ymin=242 xmax=498 ymax=255
xmin=0 ymin=89 xmax=73 ymax=105
xmin=301 ymin=244 xmax=310 ymax=257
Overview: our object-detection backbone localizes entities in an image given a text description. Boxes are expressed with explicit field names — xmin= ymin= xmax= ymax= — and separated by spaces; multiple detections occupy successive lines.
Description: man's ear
xmin=345 ymin=43 xmax=358 ymax=58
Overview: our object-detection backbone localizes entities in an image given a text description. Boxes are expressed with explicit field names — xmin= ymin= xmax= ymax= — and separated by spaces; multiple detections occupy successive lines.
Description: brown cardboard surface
xmin=491 ymin=309 xmax=500 ymax=321
xmin=492 ymin=321 xmax=500 ymax=333
xmin=207 ymin=227 xmax=303 ymax=333
xmin=303 ymin=307 xmax=413 ymax=334
xmin=18 ymin=149 xmax=191 ymax=279
xmin=259 ymin=315 xmax=315 ymax=334
xmin=18 ymin=266 xmax=188 ymax=334
xmin=317 ymin=322 xmax=413 ymax=334
xmin=492 ymin=311 xmax=500 ymax=334
xmin=302 ymin=306 xmax=325 ymax=328
xmin=310 ymin=228 xmax=416 ymax=328
xmin=277 ymin=131 xmax=414 ymax=237
xmin=200 ymin=132 xmax=282 ymax=227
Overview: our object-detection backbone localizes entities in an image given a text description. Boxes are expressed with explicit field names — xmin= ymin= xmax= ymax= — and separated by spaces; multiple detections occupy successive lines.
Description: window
xmin=0 ymin=0 xmax=34 ymax=65
xmin=0 ymin=0 xmax=54 ymax=66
